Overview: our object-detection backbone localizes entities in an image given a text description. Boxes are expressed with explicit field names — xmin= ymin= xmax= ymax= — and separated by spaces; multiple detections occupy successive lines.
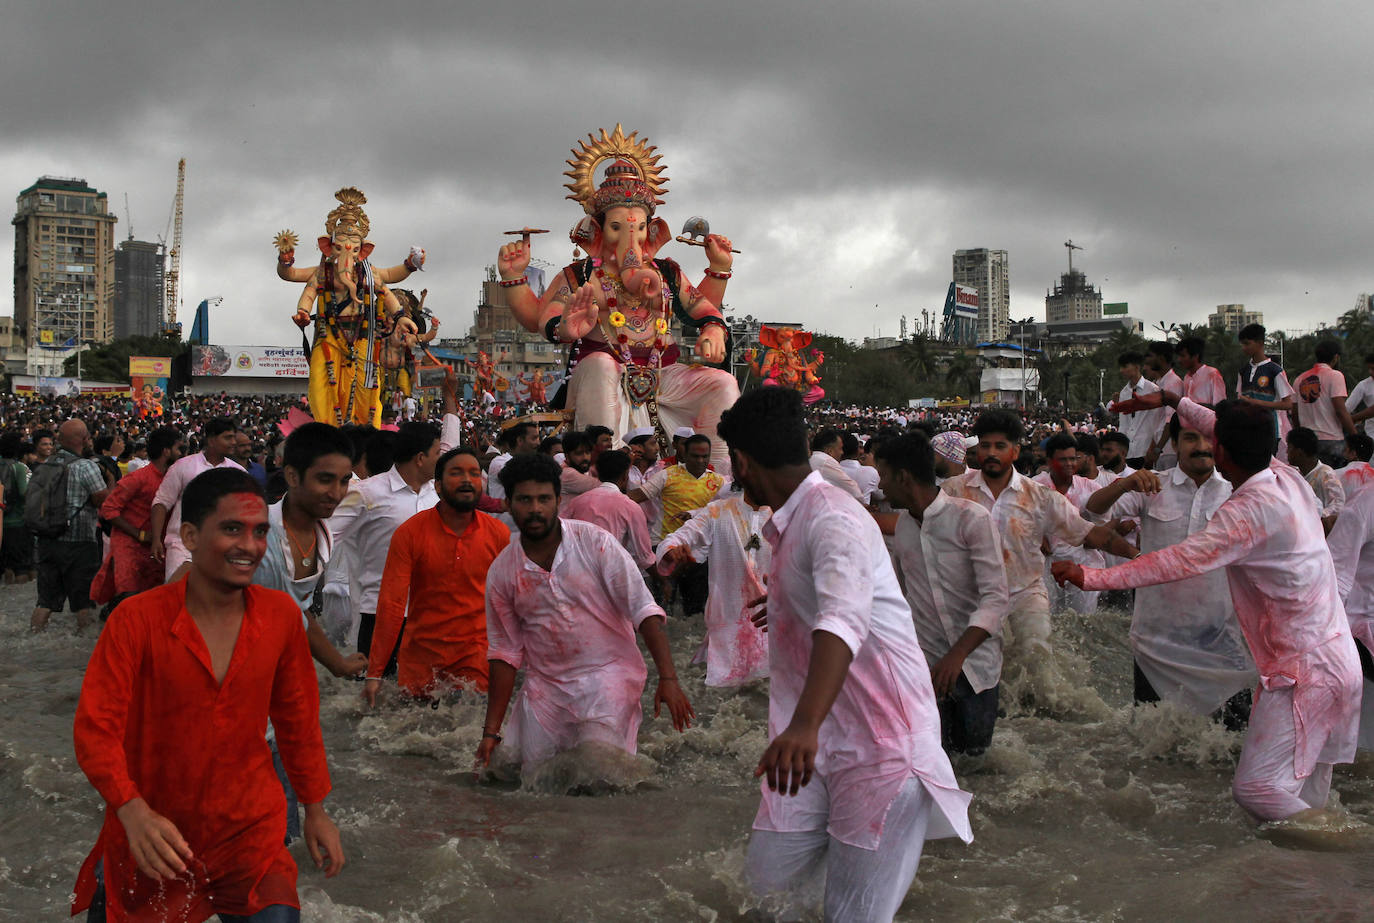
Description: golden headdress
xmin=324 ymin=186 xmax=370 ymax=240
xmin=564 ymin=125 xmax=668 ymax=217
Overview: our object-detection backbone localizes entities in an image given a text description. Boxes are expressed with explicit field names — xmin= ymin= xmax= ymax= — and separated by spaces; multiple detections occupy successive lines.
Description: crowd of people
xmin=11 ymin=320 xmax=1374 ymax=922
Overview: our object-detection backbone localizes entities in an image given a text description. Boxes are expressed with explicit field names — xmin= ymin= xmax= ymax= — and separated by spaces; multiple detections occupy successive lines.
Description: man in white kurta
xmin=1059 ymin=394 xmax=1362 ymax=821
xmin=1085 ymin=435 xmax=1256 ymax=719
xmin=1032 ymin=435 xmax=1106 ymax=615
xmin=1323 ymin=486 xmax=1374 ymax=751
xmin=874 ymin=433 xmax=1010 ymax=756
xmin=719 ymin=388 xmax=970 ymax=922
xmin=655 ymin=491 xmax=770 ymax=687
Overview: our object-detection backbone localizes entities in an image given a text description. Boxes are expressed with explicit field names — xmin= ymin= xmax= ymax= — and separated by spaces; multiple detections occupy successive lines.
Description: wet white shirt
xmin=808 ymin=451 xmax=863 ymax=503
xmin=890 ymin=495 xmax=1009 ymax=693
xmin=1326 ymin=486 xmax=1374 ymax=654
xmin=656 ymin=495 xmax=771 ymax=687
xmin=329 ymin=467 xmax=438 ymax=613
xmin=1116 ymin=376 xmax=1163 ymax=457
xmin=1303 ymin=462 xmax=1345 ymax=518
xmin=839 ymin=459 xmax=880 ymax=505
xmin=1085 ymin=398 xmax=1361 ymax=780
xmin=757 ymin=472 xmax=972 ymax=850
xmin=1346 ymin=376 xmax=1374 ymax=439
xmin=1031 ymin=473 xmax=1106 ymax=570
xmin=486 ymin=520 xmax=664 ymax=757
xmin=1099 ymin=468 xmax=1256 ymax=714
xmin=942 ymin=469 xmax=1094 ymax=608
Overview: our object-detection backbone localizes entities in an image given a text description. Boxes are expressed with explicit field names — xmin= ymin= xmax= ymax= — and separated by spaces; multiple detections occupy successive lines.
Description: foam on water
xmin=4 ymin=589 xmax=1374 ymax=920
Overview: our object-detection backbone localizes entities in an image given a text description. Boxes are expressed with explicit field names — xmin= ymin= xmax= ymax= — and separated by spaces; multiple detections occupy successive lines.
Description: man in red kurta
xmin=72 ymin=467 xmax=342 ymax=922
xmin=94 ymin=426 xmax=184 ymax=602
xmin=364 ymin=446 xmax=510 ymax=703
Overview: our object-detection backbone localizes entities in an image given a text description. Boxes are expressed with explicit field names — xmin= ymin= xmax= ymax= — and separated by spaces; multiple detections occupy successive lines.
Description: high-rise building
xmin=113 ymin=239 xmax=164 ymax=339
xmin=1208 ymin=303 xmax=1263 ymax=335
xmin=12 ymin=177 xmax=118 ymax=347
xmin=1045 ymin=270 xmax=1103 ymax=323
xmin=952 ymin=248 xmax=1009 ymax=342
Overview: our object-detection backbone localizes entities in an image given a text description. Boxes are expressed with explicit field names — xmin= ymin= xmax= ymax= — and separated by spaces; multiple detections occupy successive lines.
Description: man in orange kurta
xmin=72 ymin=468 xmax=341 ymax=922
xmin=364 ymin=446 xmax=510 ymax=702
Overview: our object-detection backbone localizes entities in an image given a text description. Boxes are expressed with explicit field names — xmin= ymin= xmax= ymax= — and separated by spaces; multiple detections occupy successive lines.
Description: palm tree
xmin=899 ymin=333 xmax=936 ymax=381
xmin=944 ymin=350 xmax=981 ymax=398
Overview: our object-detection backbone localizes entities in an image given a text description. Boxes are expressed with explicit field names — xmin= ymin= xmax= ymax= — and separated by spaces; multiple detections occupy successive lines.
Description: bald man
xmin=31 ymin=420 xmax=109 ymax=632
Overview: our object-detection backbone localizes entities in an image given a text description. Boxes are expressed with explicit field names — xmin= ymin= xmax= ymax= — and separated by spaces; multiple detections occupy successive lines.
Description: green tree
xmin=62 ymin=336 xmax=186 ymax=382
xmin=944 ymin=351 xmax=982 ymax=399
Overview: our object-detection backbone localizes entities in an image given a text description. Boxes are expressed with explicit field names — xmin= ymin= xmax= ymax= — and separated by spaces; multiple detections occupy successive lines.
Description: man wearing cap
xmin=625 ymin=427 xmax=667 ymax=544
xmin=663 ymin=426 xmax=696 ymax=468
xmin=931 ymin=432 xmax=971 ymax=484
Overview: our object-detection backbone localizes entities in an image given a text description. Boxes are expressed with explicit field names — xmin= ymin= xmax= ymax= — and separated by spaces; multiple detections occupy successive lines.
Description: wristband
xmin=544 ymin=316 xmax=564 ymax=344
xmin=482 ymin=731 xmax=503 ymax=743
xmin=499 ymin=276 xmax=528 ymax=288
xmin=695 ymin=316 xmax=728 ymax=332
xmin=703 ymin=268 xmax=732 ymax=280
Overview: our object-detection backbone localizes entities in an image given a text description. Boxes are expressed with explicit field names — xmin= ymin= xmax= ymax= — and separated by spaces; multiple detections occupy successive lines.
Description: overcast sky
xmin=4 ymin=1 xmax=1371 ymax=347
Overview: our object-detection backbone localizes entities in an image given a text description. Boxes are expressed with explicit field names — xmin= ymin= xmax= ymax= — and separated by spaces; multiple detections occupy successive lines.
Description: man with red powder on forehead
xmin=71 ymin=468 xmax=344 ymax=922
xmin=1055 ymin=391 xmax=1363 ymax=823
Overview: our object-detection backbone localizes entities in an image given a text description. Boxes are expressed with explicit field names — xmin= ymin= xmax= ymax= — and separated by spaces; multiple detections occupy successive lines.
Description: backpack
xmin=24 ymin=454 xmax=75 ymax=539
xmin=0 ymin=459 xmax=20 ymax=516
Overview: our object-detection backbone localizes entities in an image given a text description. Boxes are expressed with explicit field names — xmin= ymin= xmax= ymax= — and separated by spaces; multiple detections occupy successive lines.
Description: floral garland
xmin=595 ymin=260 xmax=672 ymax=370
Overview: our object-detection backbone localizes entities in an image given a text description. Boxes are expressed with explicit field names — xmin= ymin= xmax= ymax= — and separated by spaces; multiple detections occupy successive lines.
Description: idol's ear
xmin=571 ymin=216 xmax=599 ymax=256
xmin=792 ymin=331 xmax=814 ymax=349
xmin=759 ymin=325 xmax=780 ymax=348
xmin=359 ymin=240 xmax=375 ymax=260
xmin=644 ymin=217 xmax=672 ymax=258
xmin=317 ymin=236 xmax=334 ymax=255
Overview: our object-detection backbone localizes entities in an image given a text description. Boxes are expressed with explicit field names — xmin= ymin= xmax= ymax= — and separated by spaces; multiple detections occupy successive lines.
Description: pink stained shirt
xmin=151 ymin=452 xmax=245 ymax=547
xmin=1294 ymin=362 xmax=1350 ymax=441
xmin=1082 ymin=398 xmax=1362 ymax=780
xmin=1326 ymin=486 xmax=1374 ymax=654
xmin=655 ymin=495 xmax=771 ymax=688
xmin=484 ymin=519 xmax=665 ymax=757
xmin=559 ymin=482 xmax=655 ymax=569
xmin=941 ymin=469 xmax=1094 ymax=608
xmin=1183 ymin=363 xmax=1227 ymax=406
xmin=757 ymin=471 xmax=972 ymax=850
xmin=1031 ymin=472 xmax=1106 ymax=570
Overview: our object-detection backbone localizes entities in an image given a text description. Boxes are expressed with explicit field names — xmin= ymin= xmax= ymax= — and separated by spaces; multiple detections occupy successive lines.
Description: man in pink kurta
xmin=1058 ymin=394 xmax=1362 ymax=822
xmin=558 ymin=449 xmax=654 ymax=569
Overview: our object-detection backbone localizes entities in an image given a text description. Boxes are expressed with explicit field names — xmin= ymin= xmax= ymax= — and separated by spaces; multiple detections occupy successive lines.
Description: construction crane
xmin=1064 ymin=239 xmax=1083 ymax=273
xmin=163 ymin=158 xmax=185 ymax=338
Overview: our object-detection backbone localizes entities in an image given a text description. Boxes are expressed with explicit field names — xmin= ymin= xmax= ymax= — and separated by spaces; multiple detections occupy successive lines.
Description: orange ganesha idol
xmin=747 ymin=325 xmax=825 ymax=405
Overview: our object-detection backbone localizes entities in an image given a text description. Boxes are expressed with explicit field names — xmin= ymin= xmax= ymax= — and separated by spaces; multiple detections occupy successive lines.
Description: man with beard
xmin=941 ymin=410 xmax=1138 ymax=656
xmin=1085 ymin=415 xmax=1256 ymax=724
xmin=476 ymin=453 xmax=694 ymax=773
xmin=364 ymin=446 xmax=510 ymax=703
xmin=1098 ymin=432 xmax=1134 ymax=478
xmin=1057 ymin=395 xmax=1361 ymax=822
xmin=558 ymin=430 xmax=601 ymax=499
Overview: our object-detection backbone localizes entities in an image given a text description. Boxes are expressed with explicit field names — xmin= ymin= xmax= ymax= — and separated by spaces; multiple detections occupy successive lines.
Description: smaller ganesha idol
xmin=747 ymin=325 xmax=825 ymax=405
xmin=273 ymin=187 xmax=426 ymax=426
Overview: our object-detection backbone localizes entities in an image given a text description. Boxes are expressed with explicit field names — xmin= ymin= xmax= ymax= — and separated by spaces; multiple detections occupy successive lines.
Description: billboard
xmin=954 ymin=284 xmax=980 ymax=318
xmin=941 ymin=283 xmax=979 ymax=345
xmin=129 ymin=356 xmax=170 ymax=418
xmin=1103 ymin=302 xmax=1129 ymax=316
xmin=192 ymin=345 xmax=309 ymax=378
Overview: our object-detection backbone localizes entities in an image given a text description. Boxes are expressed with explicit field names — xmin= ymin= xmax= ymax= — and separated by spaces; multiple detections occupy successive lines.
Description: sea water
xmin=3 ymin=591 xmax=1373 ymax=921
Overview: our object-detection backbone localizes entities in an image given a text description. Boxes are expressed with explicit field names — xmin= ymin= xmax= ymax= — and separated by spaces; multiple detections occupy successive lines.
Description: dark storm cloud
xmin=4 ymin=1 xmax=1373 ymax=346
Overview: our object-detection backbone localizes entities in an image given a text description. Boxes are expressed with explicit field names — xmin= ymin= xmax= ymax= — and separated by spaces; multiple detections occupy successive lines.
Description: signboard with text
xmin=192 ymin=345 xmax=309 ymax=378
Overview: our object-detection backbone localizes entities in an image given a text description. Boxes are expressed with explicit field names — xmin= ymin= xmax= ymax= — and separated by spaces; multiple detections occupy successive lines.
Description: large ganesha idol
xmin=747 ymin=325 xmax=825 ymax=405
xmin=273 ymin=187 xmax=426 ymax=426
xmin=497 ymin=125 xmax=739 ymax=470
